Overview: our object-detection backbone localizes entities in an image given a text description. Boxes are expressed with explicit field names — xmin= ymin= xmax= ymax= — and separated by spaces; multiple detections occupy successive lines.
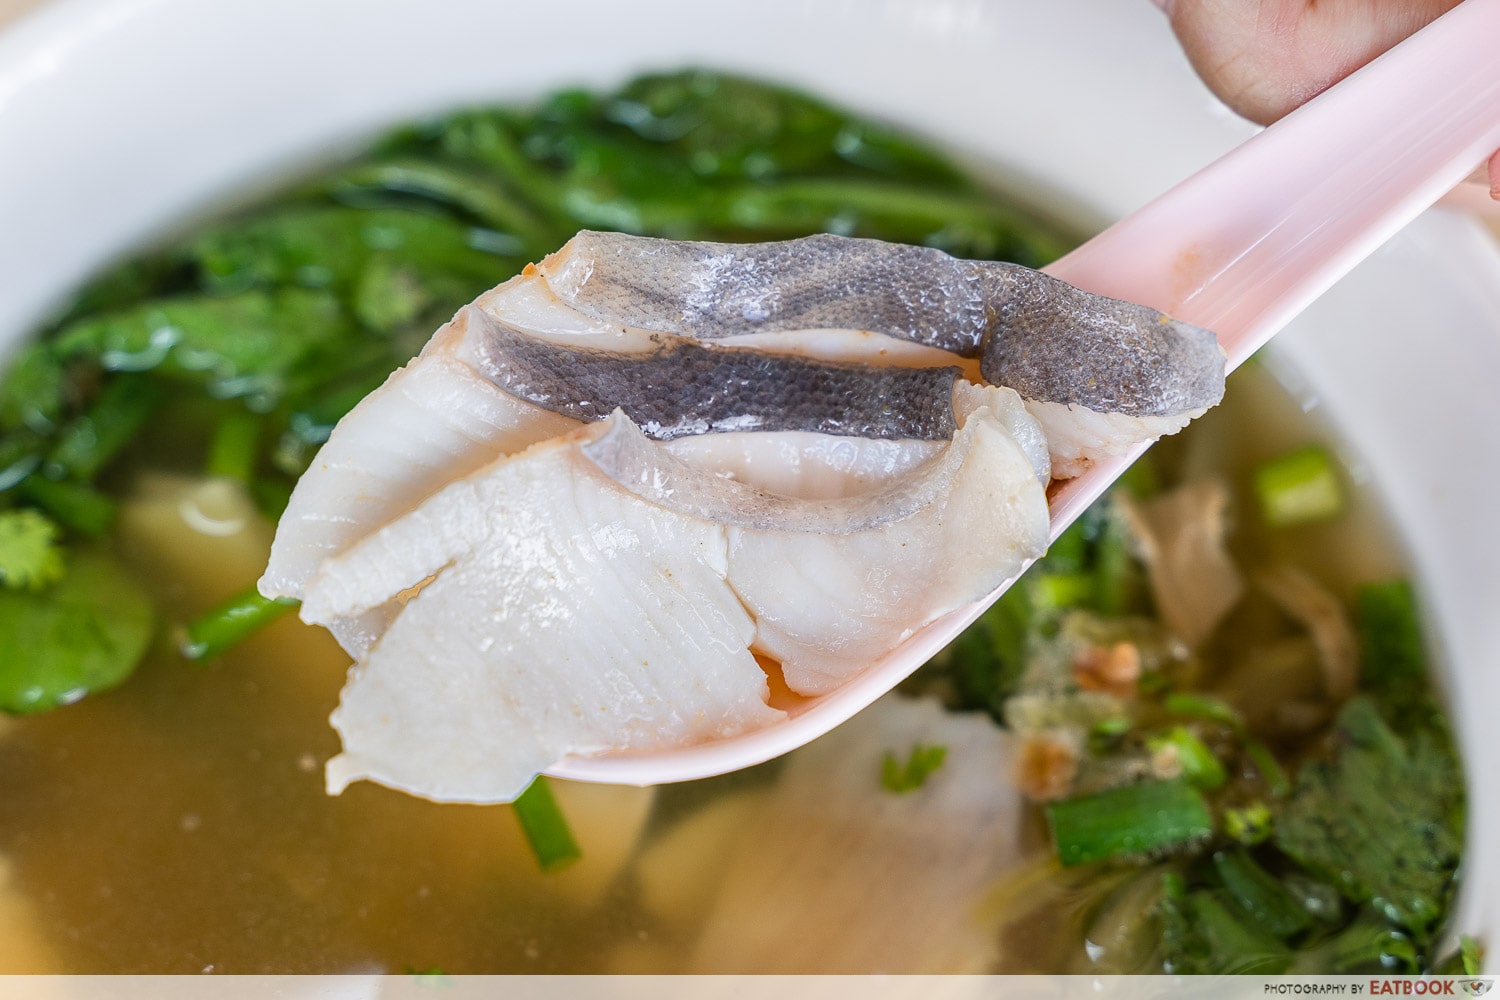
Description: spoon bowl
xmin=550 ymin=0 xmax=1500 ymax=786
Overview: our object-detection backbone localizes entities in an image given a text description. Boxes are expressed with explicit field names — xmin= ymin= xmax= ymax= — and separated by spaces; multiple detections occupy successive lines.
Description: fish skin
xmin=540 ymin=230 xmax=1225 ymax=418
xmin=977 ymin=272 xmax=1225 ymax=418
xmin=540 ymin=231 xmax=992 ymax=356
xmin=465 ymin=306 xmax=962 ymax=442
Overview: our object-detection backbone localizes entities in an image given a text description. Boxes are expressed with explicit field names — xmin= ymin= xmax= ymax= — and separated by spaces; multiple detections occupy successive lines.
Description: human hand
xmin=1154 ymin=0 xmax=1499 ymax=200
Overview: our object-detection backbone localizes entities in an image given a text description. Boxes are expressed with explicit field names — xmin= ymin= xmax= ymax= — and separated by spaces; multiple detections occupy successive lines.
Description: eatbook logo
xmin=1460 ymin=982 xmax=1493 ymax=997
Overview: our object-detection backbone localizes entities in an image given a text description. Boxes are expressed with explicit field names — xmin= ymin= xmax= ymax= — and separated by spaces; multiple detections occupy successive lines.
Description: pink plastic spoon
xmin=551 ymin=0 xmax=1500 ymax=786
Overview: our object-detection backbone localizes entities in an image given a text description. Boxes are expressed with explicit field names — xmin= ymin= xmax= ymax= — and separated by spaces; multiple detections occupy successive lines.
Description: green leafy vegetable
xmin=1160 ymin=871 xmax=1293 ymax=974
xmin=1274 ymin=695 xmax=1463 ymax=943
xmin=1354 ymin=579 xmax=1443 ymax=740
xmin=0 ymin=549 xmax=152 ymax=714
xmin=0 ymin=508 xmax=66 ymax=591
xmin=3 ymin=70 xmax=1091 ymax=682
xmin=879 ymin=743 xmax=948 ymax=793
xmin=315 ymin=159 xmax=552 ymax=247
xmin=19 ymin=477 xmax=116 ymax=538
xmin=1211 ymin=849 xmax=1314 ymax=941
xmin=1244 ymin=739 xmax=1293 ymax=798
xmin=51 ymin=289 xmax=352 ymax=407
xmin=1045 ymin=779 xmax=1213 ymax=867
xmin=44 ymin=376 xmax=163 ymax=481
xmin=0 ymin=342 xmax=69 ymax=432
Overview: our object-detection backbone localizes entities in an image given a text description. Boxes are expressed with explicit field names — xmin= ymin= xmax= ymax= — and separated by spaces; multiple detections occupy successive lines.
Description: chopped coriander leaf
xmin=880 ymin=743 xmax=948 ymax=793
xmin=0 ymin=548 xmax=152 ymax=714
xmin=1045 ymin=779 xmax=1213 ymax=867
xmin=511 ymin=776 xmax=581 ymax=872
xmin=1254 ymin=445 xmax=1345 ymax=528
xmin=0 ymin=508 xmax=66 ymax=591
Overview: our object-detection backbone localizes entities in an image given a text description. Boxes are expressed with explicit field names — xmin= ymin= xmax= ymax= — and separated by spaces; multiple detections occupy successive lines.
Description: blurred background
xmin=3 ymin=0 xmax=1494 ymax=241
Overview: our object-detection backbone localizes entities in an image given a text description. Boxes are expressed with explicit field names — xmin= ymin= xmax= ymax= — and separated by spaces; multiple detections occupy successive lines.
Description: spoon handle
xmin=1049 ymin=0 xmax=1500 ymax=359
xmin=1043 ymin=0 xmax=1500 ymax=531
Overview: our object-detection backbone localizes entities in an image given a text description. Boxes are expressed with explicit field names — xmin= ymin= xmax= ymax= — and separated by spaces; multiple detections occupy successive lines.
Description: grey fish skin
xmin=465 ymin=307 xmax=960 ymax=442
xmin=540 ymin=231 xmax=1225 ymax=418
xmin=980 ymin=275 xmax=1225 ymax=419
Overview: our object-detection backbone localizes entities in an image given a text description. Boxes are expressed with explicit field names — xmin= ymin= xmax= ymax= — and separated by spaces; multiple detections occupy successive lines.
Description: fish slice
xmin=551 ymin=0 xmax=1500 ymax=786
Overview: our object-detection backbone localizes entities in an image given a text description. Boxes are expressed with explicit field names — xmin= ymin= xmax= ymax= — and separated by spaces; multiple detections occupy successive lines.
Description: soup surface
xmin=0 ymin=71 xmax=1470 ymax=975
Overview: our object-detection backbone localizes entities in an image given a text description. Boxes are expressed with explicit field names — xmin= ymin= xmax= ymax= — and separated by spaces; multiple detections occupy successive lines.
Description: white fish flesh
xmin=299 ymin=398 xmax=1048 ymax=802
xmin=259 ymin=229 xmax=1221 ymax=802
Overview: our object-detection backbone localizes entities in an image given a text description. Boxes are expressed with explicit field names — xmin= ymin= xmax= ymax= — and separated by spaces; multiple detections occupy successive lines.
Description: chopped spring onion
xmin=1163 ymin=692 xmax=1245 ymax=733
xmin=511 ymin=776 xmax=581 ymax=872
xmin=1245 ymin=739 xmax=1292 ymax=798
xmin=1147 ymin=726 xmax=1228 ymax=791
xmin=1045 ymin=778 xmax=1213 ymax=867
xmin=1224 ymin=801 xmax=1274 ymax=846
xmin=1253 ymin=445 xmax=1345 ymax=528
xmin=1087 ymin=715 xmax=1132 ymax=753
xmin=206 ymin=409 xmax=262 ymax=485
xmin=179 ymin=584 xmax=299 ymax=662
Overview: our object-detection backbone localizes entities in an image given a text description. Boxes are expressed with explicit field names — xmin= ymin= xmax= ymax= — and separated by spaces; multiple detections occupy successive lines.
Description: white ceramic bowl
xmin=2 ymin=0 xmax=1497 ymax=968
